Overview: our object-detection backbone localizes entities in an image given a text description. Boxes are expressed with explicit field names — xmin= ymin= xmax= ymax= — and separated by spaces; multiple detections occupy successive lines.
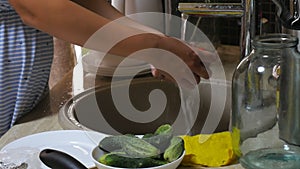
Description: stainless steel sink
xmin=58 ymin=77 xmax=231 ymax=135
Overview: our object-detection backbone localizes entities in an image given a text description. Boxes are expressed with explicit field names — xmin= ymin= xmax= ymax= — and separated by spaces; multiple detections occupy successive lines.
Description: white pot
xmin=125 ymin=0 xmax=163 ymax=15
xmin=111 ymin=0 xmax=125 ymax=13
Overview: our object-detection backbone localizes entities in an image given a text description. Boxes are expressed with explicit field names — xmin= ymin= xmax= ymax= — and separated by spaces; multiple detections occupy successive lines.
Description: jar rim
xmin=253 ymin=33 xmax=298 ymax=48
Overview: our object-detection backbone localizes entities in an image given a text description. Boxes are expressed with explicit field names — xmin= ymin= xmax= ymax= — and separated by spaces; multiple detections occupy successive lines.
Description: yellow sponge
xmin=181 ymin=131 xmax=237 ymax=167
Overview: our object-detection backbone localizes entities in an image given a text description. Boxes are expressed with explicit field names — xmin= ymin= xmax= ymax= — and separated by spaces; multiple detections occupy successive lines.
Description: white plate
xmin=94 ymin=65 xmax=152 ymax=77
xmin=1 ymin=130 xmax=107 ymax=169
xmin=82 ymin=51 xmax=152 ymax=77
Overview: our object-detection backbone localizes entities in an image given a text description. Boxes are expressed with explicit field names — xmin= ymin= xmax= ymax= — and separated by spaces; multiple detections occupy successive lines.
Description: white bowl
xmin=91 ymin=146 xmax=185 ymax=169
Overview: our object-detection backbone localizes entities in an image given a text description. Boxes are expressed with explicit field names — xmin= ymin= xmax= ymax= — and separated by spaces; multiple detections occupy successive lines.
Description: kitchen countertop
xmin=0 ymin=65 xmax=244 ymax=169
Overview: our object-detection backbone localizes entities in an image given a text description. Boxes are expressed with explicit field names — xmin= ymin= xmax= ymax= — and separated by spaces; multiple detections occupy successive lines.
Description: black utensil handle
xmin=39 ymin=149 xmax=88 ymax=169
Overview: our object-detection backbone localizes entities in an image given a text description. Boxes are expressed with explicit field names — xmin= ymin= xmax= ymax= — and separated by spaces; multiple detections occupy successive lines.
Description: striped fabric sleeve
xmin=0 ymin=7 xmax=54 ymax=136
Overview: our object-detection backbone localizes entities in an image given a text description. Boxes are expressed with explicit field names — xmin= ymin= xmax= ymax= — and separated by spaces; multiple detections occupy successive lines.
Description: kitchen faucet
xmin=272 ymin=0 xmax=300 ymax=30
xmin=164 ymin=0 xmax=256 ymax=59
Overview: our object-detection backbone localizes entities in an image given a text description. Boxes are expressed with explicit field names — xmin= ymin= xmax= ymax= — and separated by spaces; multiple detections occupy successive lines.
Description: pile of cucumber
xmin=98 ymin=124 xmax=184 ymax=168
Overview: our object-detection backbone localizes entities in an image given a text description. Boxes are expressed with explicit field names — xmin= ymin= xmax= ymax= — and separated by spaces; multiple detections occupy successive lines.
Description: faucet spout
xmin=272 ymin=0 xmax=300 ymax=30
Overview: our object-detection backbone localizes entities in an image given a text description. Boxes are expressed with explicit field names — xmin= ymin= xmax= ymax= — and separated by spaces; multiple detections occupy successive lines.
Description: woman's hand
xmin=151 ymin=36 xmax=214 ymax=89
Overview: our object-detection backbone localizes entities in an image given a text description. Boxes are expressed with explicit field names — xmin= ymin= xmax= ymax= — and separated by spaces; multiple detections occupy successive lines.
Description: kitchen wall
xmin=171 ymin=0 xmax=280 ymax=46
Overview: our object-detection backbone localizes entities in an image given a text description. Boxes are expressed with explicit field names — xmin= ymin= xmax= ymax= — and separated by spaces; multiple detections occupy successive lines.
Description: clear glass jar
xmin=231 ymin=34 xmax=300 ymax=169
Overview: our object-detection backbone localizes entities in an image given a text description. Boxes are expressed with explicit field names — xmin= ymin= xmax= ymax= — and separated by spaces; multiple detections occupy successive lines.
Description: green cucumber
xmin=163 ymin=136 xmax=184 ymax=162
xmin=99 ymin=135 xmax=160 ymax=158
xmin=143 ymin=124 xmax=173 ymax=151
xmin=123 ymin=137 xmax=160 ymax=158
xmin=98 ymin=135 xmax=126 ymax=152
xmin=142 ymin=133 xmax=155 ymax=139
xmin=99 ymin=152 xmax=167 ymax=168
xmin=154 ymin=124 xmax=173 ymax=135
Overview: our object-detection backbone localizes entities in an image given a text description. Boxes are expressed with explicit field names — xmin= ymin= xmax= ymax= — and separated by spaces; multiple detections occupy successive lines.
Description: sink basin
xmin=58 ymin=77 xmax=231 ymax=135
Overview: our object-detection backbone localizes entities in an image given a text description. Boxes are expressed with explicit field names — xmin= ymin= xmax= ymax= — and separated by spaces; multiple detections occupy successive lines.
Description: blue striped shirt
xmin=0 ymin=1 xmax=54 ymax=136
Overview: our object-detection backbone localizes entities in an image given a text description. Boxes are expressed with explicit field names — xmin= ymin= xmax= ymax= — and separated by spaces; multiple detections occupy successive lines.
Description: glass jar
xmin=231 ymin=34 xmax=300 ymax=169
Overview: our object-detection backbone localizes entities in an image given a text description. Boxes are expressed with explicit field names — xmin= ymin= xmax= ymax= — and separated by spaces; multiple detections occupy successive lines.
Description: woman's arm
xmin=9 ymin=0 xmax=209 ymax=85
xmin=9 ymin=0 xmax=113 ymax=46
xmin=9 ymin=0 xmax=161 ymax=53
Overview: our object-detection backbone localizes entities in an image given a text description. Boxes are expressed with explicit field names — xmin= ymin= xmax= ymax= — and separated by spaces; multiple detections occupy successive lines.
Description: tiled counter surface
xmin=0 ymin=60 xmax=243 ymax=169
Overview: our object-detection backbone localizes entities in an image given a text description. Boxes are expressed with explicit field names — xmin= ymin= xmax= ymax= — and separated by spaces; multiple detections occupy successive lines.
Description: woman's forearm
xmin=9 ymin=0 xmax=109 ymax=45
xmin=8 ymin=0 xmax=209 ymax=85
xmin=9 ymin=0 xmax=163 ymax=56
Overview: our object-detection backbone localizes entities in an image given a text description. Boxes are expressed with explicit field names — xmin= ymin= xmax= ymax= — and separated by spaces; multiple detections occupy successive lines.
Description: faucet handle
xmin=272 ymin=0 xmax=300 ymax=30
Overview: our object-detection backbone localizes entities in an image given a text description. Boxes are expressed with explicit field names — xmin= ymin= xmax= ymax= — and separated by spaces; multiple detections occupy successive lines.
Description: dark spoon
xmin=39 ymin=149 xmax=88 ymax=169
